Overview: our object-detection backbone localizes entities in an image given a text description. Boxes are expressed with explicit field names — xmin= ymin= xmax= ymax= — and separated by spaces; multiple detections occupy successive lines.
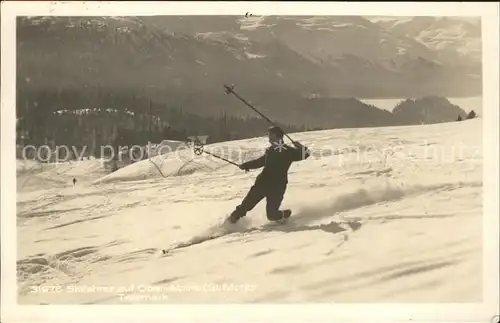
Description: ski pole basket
xmin=187 ymin=135 xmax=209 ymax=156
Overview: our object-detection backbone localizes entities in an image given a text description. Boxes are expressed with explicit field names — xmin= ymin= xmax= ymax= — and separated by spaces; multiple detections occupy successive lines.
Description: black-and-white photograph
xmin=2 ymin=2 xmax=499 ymax=323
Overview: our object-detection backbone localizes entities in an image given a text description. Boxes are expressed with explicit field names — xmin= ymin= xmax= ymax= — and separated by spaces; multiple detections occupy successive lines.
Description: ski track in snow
xmin=16 ymin=119 xmax=483 ymax=304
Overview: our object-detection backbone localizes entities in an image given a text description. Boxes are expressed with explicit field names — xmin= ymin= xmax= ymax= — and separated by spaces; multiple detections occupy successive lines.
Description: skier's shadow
xmin=260 ymin=220 xmax=363 ymax=235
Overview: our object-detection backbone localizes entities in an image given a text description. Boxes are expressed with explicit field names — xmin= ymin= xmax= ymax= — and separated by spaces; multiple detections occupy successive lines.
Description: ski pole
xmin=187 ymin=137 xmax=242 ymax=168
xmin=202 ymin=149 xmax=241 ymax=168
xmin=223 ymin=84 xmax=296 ymax=144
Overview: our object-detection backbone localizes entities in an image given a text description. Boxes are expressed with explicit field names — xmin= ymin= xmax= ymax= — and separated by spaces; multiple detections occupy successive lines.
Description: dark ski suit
xmin=230 ymin=141 xmax=310 ymax=221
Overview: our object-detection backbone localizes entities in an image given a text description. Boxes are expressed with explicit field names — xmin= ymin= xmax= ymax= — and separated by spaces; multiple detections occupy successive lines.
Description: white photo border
xmin=1 ymin=2 xmax=499 ymax=323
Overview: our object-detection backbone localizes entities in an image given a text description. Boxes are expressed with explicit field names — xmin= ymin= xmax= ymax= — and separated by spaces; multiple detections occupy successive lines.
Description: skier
xmin=72 ymin=178 xmax=77 ymax=186
xmin=227 ymin=126 xmax=311 ymax=224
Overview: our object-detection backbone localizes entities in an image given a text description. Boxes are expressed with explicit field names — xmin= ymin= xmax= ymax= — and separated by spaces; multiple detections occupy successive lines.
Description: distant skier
xmin=72 ymin=178 xmax=77 ymax=186
xmin=227 ymin=126 xmax=311 ymax=224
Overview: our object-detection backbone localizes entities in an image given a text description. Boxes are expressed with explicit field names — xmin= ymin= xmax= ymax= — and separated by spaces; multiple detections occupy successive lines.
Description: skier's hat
xmin=268 ymin=126 xmax=284 ymax=138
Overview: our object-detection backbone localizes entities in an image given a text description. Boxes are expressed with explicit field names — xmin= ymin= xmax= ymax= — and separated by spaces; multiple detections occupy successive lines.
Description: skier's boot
xmin=268 ymin=209 xmax=292 ymax=224
xmin=276 ymin=209 xmax=292 ymax=224
xmin=227 ymin=208 xmax=246 ymax=224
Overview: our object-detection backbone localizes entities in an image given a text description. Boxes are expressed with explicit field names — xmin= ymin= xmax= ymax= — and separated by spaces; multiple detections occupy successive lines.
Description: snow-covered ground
xmin=17 ymin=159 xmax=110 ymax=194
xmin=16 ymin=119 xmax=484 ymax=305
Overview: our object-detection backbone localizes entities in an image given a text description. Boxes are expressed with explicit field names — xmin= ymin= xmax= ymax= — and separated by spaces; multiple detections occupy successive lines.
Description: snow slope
xmin=16 ymin=119 xmax=483 ymax=304
xmin=17 ymin=159 xmax=109 ymax=194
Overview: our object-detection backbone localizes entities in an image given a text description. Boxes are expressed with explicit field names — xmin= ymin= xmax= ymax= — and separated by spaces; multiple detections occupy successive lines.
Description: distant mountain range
xmin=371 ymin=16 xmax=481 ymax=68
xmin=17 ymin=16 xmax=481 ymax=128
